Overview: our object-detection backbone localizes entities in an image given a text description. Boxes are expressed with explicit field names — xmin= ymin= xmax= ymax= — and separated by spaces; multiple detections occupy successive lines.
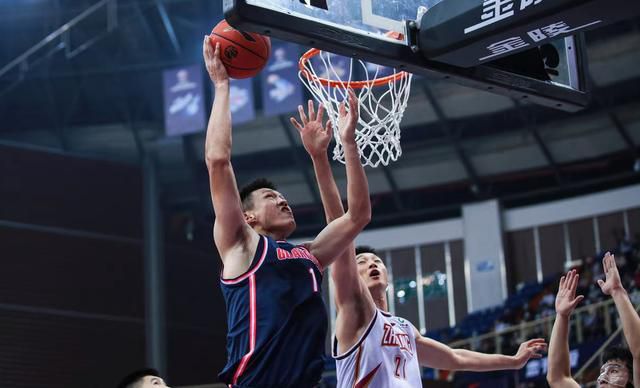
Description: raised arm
xmin=547 ymin=270 xmax=583 ymax=388
xmin=414 ymin=327 xmax=545 ymax=371
xmin=291 ymin=100 xmax=345 ymax=222
xmin=597 ymin=252 xmax=640 ymax=388
xmin=303 ymin=89 xmax=371 ymax=267
xmin=291 ymin=97 xmax=375 ymax=350
xmin=203 ymin=37 xmax=257 ymax=276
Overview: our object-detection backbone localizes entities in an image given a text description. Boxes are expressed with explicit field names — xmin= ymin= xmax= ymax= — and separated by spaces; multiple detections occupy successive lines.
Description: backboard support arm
xmin=224 ymin=0 xmax=589 ymax=112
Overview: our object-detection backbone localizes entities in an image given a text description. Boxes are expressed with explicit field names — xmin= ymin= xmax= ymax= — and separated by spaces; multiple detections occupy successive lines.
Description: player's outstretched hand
xmin=203 ymin=36 xmax=229 ymax=86
xmin=512 ymin=338 xmax=547 ymax=369
xmin=338 ymin=89 xmax=359 ymax=146
xmin=555 ymin=269 xmax=584 ymax=317
xmin=597 ymin=252 xmax=625 ymax=296
xmin=291 ymin=100 xmax=332 ymax=158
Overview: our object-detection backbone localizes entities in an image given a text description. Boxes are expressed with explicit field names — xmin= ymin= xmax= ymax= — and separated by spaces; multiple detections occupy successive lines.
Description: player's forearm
xmin=547 ymin=314 xmax=573 ymax=381
xmin=451 ymin=349 xmax=519 ymax=371
xmin=611 ymin=288 xmax=640 ymax=358
xmin=343 ymin=142 xmax=371 ymax=227
xmin=330 ymin=243 xmax=367 ymax=307
xmin=310 ymin=154 xmax=345 ymax=223
xmin=205 ymin=84 xmax=232 ymax=166
xmin=314 ymin=149 xmax=364 ymax=303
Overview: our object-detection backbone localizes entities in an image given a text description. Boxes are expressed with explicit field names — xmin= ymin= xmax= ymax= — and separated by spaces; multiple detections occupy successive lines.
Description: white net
xmin=299 ymin=50 xmax=413 ymax=168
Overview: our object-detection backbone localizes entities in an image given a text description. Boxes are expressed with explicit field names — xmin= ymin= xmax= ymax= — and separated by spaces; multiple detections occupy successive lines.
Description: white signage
xmin=478 ymin=19 xmax=601 ymax=62
xmin=465 ymin=0 xmax=552 ymax=34
xmin=464 ymin=0 xmax=516 ymax=34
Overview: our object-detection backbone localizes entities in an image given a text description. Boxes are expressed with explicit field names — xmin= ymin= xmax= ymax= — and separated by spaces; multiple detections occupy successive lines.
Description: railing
xmin=445 ymin=291 xmax=639 ymax=384
xmin=0 ymin=0 xmax=118 ymax=79
xmin=448 ymin=295 xmax=623 ymax=353
xmin=0 ymin=0 xmax=118 ymax=98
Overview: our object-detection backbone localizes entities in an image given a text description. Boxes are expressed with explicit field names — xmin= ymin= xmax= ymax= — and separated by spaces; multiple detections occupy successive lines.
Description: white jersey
xmin=333 ymin=309 xmax=422 ymax=387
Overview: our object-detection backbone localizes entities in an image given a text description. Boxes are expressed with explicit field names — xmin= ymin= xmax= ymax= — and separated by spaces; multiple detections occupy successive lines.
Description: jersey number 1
xmin=394 ymin=356 xmax=407 ymax=380
xmin=308 ymin=268 xmax=318 ymax=293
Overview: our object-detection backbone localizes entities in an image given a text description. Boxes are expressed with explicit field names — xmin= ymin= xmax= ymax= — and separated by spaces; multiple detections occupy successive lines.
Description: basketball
xmin=209 ymin=20 xmax=271 ymax=79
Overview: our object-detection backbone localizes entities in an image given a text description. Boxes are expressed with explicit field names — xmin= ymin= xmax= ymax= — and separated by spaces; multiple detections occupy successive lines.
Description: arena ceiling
xmin=1 ymin=0 xmax=639 ymax=238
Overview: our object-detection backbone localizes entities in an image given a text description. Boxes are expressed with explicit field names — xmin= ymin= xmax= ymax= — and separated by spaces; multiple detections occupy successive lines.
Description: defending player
xmin=547 ymin=253 xmax=639 ymax=388
xmin=203 ymin=37 xmax=371 ymax=387
xmin=292 ymin=101 xmax=547 ymax=387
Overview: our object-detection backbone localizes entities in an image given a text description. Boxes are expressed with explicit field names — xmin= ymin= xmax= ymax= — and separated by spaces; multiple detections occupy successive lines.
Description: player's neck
xmin=370 ymin=288 xmax=388 ymax=312
xmin=253 ymin=226 xmax=288 ymax=241
xmin=267 ymin=232 xmax=288 ymax=241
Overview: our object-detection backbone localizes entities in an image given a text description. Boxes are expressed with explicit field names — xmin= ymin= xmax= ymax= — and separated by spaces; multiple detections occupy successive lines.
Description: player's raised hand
xmin=512 ymin=338 xmax=547 ymax=369
xmin=555 ymin=269 xmax=584 ymax=317
xmin=203 ymin=36 xmax=229 ymax=86
xmin=597 ymin=252 xmax=624 ymax=296
xmin=338 ymin=89 xmax=359 ymax=146
xmin=291 ymin=100 xmax=333 ymax=158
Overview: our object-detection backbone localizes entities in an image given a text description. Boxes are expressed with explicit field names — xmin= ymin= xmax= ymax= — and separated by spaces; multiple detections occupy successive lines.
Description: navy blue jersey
xmin=219 ymin=235 xmax=328 ymax=387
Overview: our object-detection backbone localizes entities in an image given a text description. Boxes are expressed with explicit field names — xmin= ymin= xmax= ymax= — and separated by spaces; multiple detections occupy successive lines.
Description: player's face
xmin=247 ymin=188 xmax=296 ymax=236
xmin=597 ymin=360 xmax=630 ymax=388
xmin=139 ymin=375 xmax=170 ymax=387
xmin=356 ymin=252 xmax=388 ymax=291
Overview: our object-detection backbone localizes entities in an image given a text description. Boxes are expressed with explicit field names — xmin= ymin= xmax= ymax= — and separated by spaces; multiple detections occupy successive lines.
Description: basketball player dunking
xmin=293 ymin=102 xmax=548 ymax=387
xmin=203 ymin=38 xmax=371 ymax=387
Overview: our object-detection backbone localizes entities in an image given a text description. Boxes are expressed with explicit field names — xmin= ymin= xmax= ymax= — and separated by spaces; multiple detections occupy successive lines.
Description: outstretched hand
xmin=290 ymin=100 xmax=332 ymax=158
xmin=512 ymin=338 xmax=547 ymax=369
xmin=555 ymin=269 xmax=584 ymax=317
xmin=597 ymin=252 xmax=624 ymax=296
xmin=203 ymin=36 xmax=229 ymax=86
xmin=337 ymin=89 xmax=359 ymax=146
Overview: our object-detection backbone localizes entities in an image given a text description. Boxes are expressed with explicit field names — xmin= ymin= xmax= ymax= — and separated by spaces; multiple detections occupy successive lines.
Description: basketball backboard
xmin=224 ymin=0 xmax=591 ymax=111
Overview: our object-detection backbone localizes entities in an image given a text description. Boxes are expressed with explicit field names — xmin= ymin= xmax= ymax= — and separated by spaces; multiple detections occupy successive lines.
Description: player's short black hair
xmin=355 ymin=245 xmax=378 ymax=257
xmin=117 ymin=368 xmax=160 ymax=388
xmin=239 ymin=178 xmax=277 ymax=210
xmin=602 ymin=346 xmax=634 ymax=387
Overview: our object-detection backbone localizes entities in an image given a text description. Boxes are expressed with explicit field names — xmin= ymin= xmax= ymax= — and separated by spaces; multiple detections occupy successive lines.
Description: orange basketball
xmin=209 ymin=20 xmax=271 ymax=79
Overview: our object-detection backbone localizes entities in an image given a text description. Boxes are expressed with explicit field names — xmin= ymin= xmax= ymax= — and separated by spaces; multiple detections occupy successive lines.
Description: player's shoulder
xmin=261 ymin=235 xmax=293 ymax=251
xmin=381 ymin=311 xmax=415 ymax=332
xmin=296 ymin=240 xmax=312 ymax=249
xmin=220 ymin=234 xmax=271 ymax=284
xmin=268 ymin=237 xmax=308 ymax=247
xmin=275 ymin=240 xmax=315 ymax=253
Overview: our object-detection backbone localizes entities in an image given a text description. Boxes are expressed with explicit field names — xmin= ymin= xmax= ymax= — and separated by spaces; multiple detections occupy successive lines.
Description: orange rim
xmin=299 ymin=48 xmax=409 ymax=89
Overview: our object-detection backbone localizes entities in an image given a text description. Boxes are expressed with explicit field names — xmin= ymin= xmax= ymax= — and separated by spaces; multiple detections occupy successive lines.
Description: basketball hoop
xmin=298 ymin=47 xmax=413 ymax=168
